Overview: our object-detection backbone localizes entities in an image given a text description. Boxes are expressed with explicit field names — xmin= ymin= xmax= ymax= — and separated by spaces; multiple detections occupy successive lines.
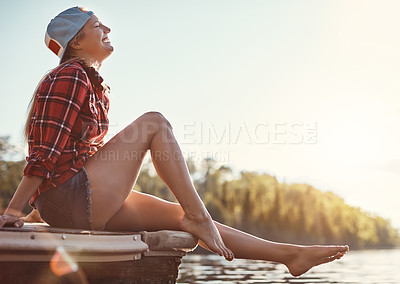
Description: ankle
xmin=184 ymin=210 xmax=210 ymax=222
xmin=282 ymin=245 xmax=303 ymax=265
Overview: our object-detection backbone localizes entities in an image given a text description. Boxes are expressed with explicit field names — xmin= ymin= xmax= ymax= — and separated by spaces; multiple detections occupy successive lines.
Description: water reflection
xmin=178 ymin=249 xmax=400 ymax=283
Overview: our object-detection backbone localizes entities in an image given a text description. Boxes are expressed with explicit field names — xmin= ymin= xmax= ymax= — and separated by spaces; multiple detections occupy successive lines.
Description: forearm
xmin=4 ymin=175 xmax=43 ymax=217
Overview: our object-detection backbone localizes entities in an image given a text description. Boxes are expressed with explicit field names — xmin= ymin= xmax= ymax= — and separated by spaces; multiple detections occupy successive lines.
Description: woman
xmin=0 ymin=7 xmax=348 ymax=277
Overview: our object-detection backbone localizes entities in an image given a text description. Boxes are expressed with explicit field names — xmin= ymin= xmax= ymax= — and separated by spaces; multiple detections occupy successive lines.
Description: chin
xmin=102 ymin=44 xmax=114 ymax=54
xmin=103 ymin=42 xmax=114 ymax=51
xmin=101 ymin=50 xmax=114 ymax=62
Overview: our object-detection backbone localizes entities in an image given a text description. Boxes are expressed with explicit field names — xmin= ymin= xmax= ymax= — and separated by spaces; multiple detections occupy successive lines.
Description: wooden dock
xmin=0 ymin=223 xmax=198 ymax=284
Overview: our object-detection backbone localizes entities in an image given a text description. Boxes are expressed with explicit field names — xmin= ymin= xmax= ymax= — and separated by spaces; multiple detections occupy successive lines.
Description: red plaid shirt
xmin=24 ymin=60 xmax=110 ymax=206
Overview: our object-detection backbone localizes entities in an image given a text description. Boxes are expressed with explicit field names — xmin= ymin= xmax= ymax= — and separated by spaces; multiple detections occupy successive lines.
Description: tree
xmin=0 ymin=136 xmax=29 ymax=213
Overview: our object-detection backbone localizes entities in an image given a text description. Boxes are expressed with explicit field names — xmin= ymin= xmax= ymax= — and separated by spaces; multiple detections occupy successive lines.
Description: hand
xmin=0 ymin=214 xmax=24 ymax=228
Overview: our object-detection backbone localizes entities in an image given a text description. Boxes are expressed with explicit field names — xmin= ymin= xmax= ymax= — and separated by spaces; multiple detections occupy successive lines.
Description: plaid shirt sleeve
xmin=24 ymin=65 xmax=90 ymax=182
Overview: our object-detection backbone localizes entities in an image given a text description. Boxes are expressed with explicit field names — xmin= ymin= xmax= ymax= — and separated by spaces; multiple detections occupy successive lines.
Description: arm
xmin=0 ymin=175 xmax=43 ymax=227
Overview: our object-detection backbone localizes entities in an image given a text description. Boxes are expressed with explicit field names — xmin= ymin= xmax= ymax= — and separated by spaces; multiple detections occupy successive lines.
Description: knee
xmin=140 ymin=111 xmax=172 ymax=130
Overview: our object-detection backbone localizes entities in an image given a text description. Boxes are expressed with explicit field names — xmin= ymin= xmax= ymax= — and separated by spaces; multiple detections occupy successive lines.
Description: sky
xmin=1 ymin=0 xmax=399 ymax=229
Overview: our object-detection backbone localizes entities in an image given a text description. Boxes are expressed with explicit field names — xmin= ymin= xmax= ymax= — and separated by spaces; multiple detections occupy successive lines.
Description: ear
xmin=69 ymin=38 xmax=83 ymax=50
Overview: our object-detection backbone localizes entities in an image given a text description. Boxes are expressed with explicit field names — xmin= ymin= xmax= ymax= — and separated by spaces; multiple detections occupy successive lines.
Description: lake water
xmin=178 ymin=249 xmax=400 ymax=283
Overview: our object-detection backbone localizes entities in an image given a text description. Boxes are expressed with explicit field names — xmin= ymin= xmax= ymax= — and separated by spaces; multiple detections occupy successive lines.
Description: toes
xmin=319 ymin=255 xmax=337 ymax=265
xmin=217 ymin=243 xmax=234 ymax=261
xmin=333 ymin=246 xmax=348 ymax=258
xmin=227 ymin=248 xmax=234 ymax=261
xmin=226 ymin=250 xmax=234 ymax=261
xmin=336 ymin=252 xmax=345 ymax=260
xmin=335 ymin=245 xmax=349 ymax=253
xmin=218 ymin=244 xmax=229 ymax=260
xmin=214 ymin=246 xmax=223 ymax=257
xmin=223 ymin=248 xmax=234 ymax=261
xmin=228 ymin=250 xmax=234 ymax=261
xmin=214 ymin=243 xmax=225 ymax=258
xmin=321 ymin=246 xmax=349 ymax=258
xmin=319 ymin=251 xmax=346 ymax=265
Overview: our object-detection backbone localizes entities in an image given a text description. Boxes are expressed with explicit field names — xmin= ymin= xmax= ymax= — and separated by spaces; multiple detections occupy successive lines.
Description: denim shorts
xmin=34 ymin=167 xmax=93 ymax=230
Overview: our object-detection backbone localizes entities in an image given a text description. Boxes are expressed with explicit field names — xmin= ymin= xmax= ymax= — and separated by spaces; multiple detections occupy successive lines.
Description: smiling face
xmin=69 ymin=14 xmax=114 ymax=66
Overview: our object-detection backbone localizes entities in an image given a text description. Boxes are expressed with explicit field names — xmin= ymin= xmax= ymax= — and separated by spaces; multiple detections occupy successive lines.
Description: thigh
xmin=85 ymin=112 xmax=172 ymax=230
xmin=85 ymin=115 xmax=155 ymax=229
xmin=104 ymin=190 xmax=184 ymax=232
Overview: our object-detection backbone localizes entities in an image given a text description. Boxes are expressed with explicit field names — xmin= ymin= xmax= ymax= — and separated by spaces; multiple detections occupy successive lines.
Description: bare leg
xmin=148 ymin=117 xmax=234 ymax=260
xmin=105 ymin=191 xmax=349 ymax=277
xmin=215 ymin=223 xmax=348 ymax=276
xmin=85 ymin=112 xmax=233 ymax=260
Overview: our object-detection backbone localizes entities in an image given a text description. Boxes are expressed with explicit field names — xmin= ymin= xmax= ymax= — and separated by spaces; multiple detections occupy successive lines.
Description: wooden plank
xmin=141 ymin=230 xmax=198 ymax=252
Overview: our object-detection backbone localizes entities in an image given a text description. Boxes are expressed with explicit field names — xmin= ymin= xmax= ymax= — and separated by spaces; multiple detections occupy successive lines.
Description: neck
xmin=70 ymin=51 xmax=102 ymax=70
xmin=83 ymin=57 xmax=102 ymax=70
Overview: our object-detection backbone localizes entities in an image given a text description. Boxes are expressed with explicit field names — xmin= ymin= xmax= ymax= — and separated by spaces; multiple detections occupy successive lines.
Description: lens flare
xmin=50 ymin=246 xmax=78 ymax=277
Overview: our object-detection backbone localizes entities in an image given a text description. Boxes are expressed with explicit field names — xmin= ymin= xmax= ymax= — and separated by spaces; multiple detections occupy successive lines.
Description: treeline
xmin=136 ymin=158 xmax=399 ymax=250
xmin=0 ymin=137 xmax=31 ymax=213
xmin=1 ymin=136 xmax=398 ymax=249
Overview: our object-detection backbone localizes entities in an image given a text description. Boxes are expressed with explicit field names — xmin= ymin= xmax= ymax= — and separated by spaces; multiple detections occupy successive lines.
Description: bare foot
xmin=180 ymin=212 xmax=234 ymax=261
xmin=20 ymin=209 xmax=45 ymax=223
xmin=285 ymin=245 xmax=349 ymax=277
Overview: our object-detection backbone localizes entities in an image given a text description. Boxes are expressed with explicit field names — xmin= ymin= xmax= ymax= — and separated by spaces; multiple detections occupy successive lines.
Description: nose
xmin=103 ymin=25 xmax=111 ymax=34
